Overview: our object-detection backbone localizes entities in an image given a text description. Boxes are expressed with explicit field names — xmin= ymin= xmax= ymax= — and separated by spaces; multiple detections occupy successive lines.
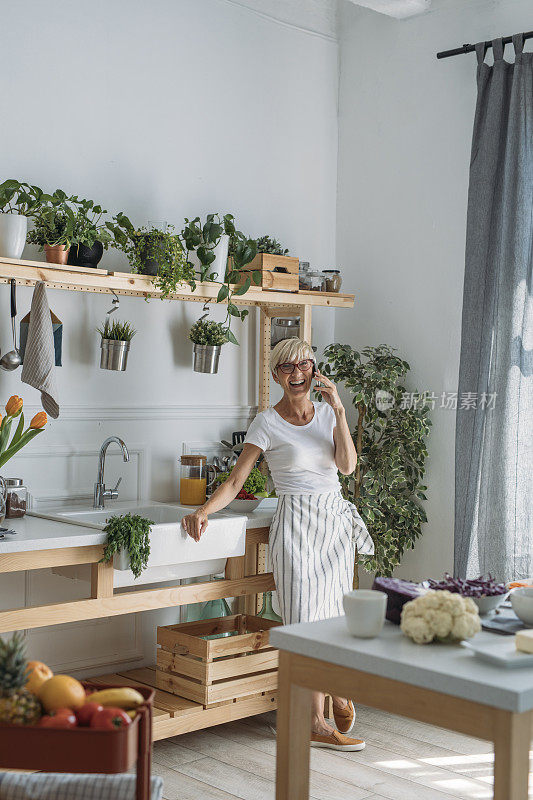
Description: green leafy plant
xmin=100 ymin=513 xmax=153 ymax=579
xmin=217 ymin=466 xmax=268 ymax=497
xmin=112 ymin=215 xmax=194 ymax=298
xmin=97 ymin=318 xmax=136 ymax=342
xmin=189 ymin=318 xmax=228 ymax=346
xmin=0 ymin=179 xmax=50 ymax=217
xmin=70 ymin=197 xmax=115 ymax=250
xmin=182 ymin=213 xmax=258 ymax=344
xmin=318 ymin=343 xmax=431 ymax=581
xmin=26 ymin=189 xmax=77 ymax=248
xmin=255 ymin=235 xmax=289 ymax=256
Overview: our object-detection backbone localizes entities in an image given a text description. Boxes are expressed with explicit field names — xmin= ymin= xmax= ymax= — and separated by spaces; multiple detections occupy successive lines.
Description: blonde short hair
xmin=270 ymin=337 xmax=314 ymax=373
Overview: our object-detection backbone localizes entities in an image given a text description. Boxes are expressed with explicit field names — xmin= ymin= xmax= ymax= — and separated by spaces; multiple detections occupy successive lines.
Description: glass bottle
xmin=187 ymin=576 xmax=232 ymax=638
xmin=258 ymin=591 xmax=283 ymax=623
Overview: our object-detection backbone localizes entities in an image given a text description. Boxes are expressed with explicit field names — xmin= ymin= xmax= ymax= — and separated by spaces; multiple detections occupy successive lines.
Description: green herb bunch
xmin=255 ymin=235 xmax=289 ymax=256
xmin=217 ymin=466 xmax=268 ymax=497
xmin=101 ymin=513 xmax=153 ymax=579
xmin=319 ymin=343 xmax=431 ymax=581
xmin=97 ymin=318 xmax=136 ymax=342
xmin=189 ymin=318 xmax=227 ymax=346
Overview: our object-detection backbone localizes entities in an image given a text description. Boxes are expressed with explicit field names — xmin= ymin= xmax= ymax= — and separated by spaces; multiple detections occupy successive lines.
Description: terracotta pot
xmin=44 ymin=244 xmax=70 ymax=265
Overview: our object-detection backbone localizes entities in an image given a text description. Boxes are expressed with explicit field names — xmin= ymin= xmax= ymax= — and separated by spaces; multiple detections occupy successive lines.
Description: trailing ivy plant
xmin=182 ymin=213 xmax=258 ymax=344
xmin=100 ymin=513 xmax=153 ymax=579
xmin=318 ymin=343 xmax=431 ymax=582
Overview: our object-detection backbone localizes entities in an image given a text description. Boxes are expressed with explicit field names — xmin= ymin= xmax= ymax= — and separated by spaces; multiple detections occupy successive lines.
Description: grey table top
xmin=270 ymin=616 xmax=533 ymax=712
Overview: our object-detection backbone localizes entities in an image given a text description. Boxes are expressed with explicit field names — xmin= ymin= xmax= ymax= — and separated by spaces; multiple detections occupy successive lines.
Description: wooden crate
xmin=237 ymin=253 xmax=299 ymax=292
xmin=156 ymin=614 xmax=280 ymax=707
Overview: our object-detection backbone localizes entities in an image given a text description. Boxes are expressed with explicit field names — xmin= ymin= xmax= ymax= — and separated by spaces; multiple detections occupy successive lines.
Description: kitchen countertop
xmin=0 ymin=501 xmax=277 ymax=554
xmin=270 ymin=616 xmax=533 ymax=713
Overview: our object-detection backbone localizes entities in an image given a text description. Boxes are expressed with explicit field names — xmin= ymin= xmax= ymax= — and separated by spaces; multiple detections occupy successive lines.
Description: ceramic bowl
xmin=471 ymin=592 xmax=509 ymax=616
xmin=228 ymin=499 xmax=262 ymax=513
xmin=511 ymin=587 xmax=533 ymax=626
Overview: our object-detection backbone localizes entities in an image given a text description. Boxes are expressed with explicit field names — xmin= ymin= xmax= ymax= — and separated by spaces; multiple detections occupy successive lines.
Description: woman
xmin=182 ymin=337 xmax=374 ymax=751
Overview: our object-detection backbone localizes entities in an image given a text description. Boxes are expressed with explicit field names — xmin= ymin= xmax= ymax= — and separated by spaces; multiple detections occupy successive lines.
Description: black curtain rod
xmin=437 ymin=29 xmax=533 ymax=59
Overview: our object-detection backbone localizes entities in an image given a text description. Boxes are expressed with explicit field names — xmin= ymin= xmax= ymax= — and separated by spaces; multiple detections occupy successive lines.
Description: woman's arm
xmin=315 ymin=369 xmax=357 ymax=475
xmin=181 ymin=443 xmax=262 ymax=541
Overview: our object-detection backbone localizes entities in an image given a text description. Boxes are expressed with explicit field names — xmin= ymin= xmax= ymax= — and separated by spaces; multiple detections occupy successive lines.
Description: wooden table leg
xmin=493 ymin=710 xmax=531 ymax=800
xmin=276 ymin=651 xmax=312 ymax=800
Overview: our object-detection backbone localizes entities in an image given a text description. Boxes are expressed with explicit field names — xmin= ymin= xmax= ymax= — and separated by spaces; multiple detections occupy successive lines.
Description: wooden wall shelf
xmin=0 ymin=257 xmax=355 ymax=309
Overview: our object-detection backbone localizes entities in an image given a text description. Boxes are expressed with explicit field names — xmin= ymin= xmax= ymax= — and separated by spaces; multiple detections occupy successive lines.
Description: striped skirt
xmin=269 ymin=491 xmax=374 ymax=625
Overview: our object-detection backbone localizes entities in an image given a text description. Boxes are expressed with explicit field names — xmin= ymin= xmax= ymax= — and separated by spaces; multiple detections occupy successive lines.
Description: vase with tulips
xmin=0 ymin=396 xmax=47 ymax=523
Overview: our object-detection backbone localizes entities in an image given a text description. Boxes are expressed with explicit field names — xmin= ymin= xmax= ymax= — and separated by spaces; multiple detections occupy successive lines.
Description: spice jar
xmin=180 ymin=455 xmax=207 ymax=506
xmin=323 ymin=270 xmax=342 ymax=293
xmin=5 ymin=478 xmax=27 ymax=519
xmin=307 ymin=270 xmax=326 ymax=292
xmin=298 ymin=261 xmax=312 ymax=290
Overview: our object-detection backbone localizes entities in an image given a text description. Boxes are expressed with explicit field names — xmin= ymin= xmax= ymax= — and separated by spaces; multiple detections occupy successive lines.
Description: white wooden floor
xmin=152 ymin=705 xmax=533 ymax=800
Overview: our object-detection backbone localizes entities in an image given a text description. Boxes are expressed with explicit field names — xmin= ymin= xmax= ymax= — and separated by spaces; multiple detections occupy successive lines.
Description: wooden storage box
xmin=238 ymin=253 xmax=299 ymax=292
xmin=156 ymin=614 xmax=280 ymax=707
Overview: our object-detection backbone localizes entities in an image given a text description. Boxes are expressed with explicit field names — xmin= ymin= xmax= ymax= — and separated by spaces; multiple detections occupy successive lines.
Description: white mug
xmin=343 ymin=589 xmax=387 ymax=638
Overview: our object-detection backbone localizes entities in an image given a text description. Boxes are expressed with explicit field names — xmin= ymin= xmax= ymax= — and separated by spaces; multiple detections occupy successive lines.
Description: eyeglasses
xmin=277 ymin=359 xmax=314 ymax=375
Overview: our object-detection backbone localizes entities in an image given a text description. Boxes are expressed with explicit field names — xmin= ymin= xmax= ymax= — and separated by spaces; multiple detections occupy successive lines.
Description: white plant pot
xmin=189 ymin=234 xmax=230 ymax=282
xmin=0 ymin=213 xmax=27 ymax=259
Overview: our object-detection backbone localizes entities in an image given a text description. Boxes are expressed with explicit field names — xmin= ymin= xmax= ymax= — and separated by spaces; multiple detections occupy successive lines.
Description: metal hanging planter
xmin=193 ymin=344 xmax=221 ymax=374
xmin=100 ymin=339 xmax=130 ymax=371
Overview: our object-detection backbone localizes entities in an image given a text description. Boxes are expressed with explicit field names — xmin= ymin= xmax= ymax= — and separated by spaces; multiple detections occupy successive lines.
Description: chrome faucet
xmin=94 ymin=436 xmax=130 ymax=509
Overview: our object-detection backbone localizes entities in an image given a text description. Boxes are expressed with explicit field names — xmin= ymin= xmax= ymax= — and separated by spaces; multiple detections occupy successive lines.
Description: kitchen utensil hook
xmin=199 ymin=301 xmax=210 ymax=322
xmin=106 ymin=291 xmax=120 ymax=318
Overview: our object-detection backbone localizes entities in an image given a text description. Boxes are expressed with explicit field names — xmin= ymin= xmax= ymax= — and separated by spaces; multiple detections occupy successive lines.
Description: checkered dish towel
xmin=21 ymin=281 xmax=59 ymax=418
xmin=0 ymin=773 xmax=163 ymax=800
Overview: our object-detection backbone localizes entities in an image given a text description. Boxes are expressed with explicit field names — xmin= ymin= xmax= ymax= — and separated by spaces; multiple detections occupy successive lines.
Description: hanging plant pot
xmin=44 ymin=244 xmax=70 ymax=265
xmin=193 ymin=344 xmax=221 ymax=374
xmin=0 ymin=213 xmax=27 ymax=259
xmin=67 ymin=241 xmax=104 ymax=269
xmin=100 ymin=339 xmax=130 ymax=371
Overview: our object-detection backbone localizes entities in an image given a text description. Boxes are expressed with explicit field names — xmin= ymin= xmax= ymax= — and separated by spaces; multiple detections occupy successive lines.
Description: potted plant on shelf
xmin=26 ymin=190 xmax=76 ymax=265
xmin=255 ymin=235 xmax=289 ymax=256
xmin=97 ymin=318 xmax=136 ymax=372
xmin=188 ymin=317 xmax=228 ymax=374
xmin=112 ymin=214 xmax=194 ymax=298
xmin=67 ymin=197 xmax=115 ymax=269
xmin=0 ymin=180 xmax=50 ymax=259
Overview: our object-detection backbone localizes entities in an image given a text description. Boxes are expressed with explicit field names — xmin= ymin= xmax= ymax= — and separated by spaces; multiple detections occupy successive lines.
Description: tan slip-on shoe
xmin=333 ymin=699 xmax=356 ymax=734
xmin=311 ymin=729 xmax=365 ymax=751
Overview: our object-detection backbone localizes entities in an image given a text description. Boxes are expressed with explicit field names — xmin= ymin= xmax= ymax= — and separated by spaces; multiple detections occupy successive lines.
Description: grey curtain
xmin=455 ymin=35 xmax=533 ymax=582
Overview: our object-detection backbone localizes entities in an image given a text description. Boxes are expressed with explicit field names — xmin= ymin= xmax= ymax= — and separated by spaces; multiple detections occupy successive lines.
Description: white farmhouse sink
xmin=34 ymin=502 xmax=247 ymax=587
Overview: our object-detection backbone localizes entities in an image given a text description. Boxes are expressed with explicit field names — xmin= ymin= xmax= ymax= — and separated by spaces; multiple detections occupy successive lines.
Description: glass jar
xmin=0 ymin=477 xmax=6 ymax=526
xmin=323 ymin=270 xmax=342 ymax=293
xmin=5 ymin=478 xmax=27 ymax=519
xmin=307 ymin=270 xmax=326 ymax=292
xmin=179 ymin=455 xmax=207 ymax=506
xmin=298 ymin=261 xmax=312 ymax=290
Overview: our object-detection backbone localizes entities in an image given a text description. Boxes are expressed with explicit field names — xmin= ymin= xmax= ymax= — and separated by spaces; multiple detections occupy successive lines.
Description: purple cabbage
xmin=427 ymin=573 xmax=507 ymax=598
xmin=372 ymin=577 xmax=424 ymax=625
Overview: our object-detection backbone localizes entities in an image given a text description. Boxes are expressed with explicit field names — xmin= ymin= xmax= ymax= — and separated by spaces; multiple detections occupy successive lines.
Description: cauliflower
xmin=400 ymin=590 xmax=481 ymax=645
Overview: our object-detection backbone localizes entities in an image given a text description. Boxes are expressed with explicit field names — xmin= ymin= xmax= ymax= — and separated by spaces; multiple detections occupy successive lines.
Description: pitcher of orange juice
xmin=180 ymin=455 xmax=207 ymax=505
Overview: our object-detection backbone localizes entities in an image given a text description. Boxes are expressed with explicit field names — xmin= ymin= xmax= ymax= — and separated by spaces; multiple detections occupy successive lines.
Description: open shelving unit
xmin=0 ymin=256 xmax=354 ymax=740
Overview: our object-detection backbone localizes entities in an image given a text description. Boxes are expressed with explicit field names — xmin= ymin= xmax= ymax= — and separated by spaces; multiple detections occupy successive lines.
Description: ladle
xmin=0 ymin=280 xmax=22 ymax=371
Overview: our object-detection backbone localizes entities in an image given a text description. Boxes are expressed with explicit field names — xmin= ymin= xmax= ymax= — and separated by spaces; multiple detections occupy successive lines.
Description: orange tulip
xmin=5 ymin=396 xmax=23 ymax=417
xmin=29 ymin=412 xmax=47 ymax=430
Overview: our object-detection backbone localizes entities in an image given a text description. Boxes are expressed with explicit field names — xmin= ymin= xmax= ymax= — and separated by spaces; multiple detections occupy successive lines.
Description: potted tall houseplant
xmin=67 ymin=197 xmax=115 ymax=269
xmin=318 ymin=343 xmax=431 ymax=585
xmin=97 ymin=318 xmax=136 ymax=372
xmin=189 ymin=318 xmax=228 ymax=374
xmin=0 ymin=180 xmax=49 ymax=259
xmin=26 ymin=190 xmax=76 ymax=264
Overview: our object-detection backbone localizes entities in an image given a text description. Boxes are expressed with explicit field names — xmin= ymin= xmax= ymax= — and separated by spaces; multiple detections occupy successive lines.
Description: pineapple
xmin=0 ymin=632 xmax=42 ymax=725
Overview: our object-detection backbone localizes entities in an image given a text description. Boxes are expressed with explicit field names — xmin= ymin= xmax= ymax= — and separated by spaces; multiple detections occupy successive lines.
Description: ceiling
xmin=346 ymin=0 xmax=431 ymax=18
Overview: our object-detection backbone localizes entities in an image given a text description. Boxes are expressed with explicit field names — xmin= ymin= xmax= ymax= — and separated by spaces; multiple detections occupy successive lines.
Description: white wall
xmin=336 ymin=0 xmax=532 ymax=580
xmin=0 ymin=0 xmax=338 ymax=673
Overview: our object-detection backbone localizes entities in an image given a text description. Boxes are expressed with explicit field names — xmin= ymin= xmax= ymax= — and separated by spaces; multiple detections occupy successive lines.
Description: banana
xmin=87 ymin=687 xmax=144 ymax=709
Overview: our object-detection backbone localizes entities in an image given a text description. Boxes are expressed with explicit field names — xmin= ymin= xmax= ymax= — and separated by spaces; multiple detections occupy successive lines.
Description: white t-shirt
xmin=244 ymin=401 xmax=341 ymax=495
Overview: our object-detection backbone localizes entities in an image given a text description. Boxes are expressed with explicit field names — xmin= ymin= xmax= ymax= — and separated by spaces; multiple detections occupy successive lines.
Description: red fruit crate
xmin=0 ymin=682 xmax=154 ymax=800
